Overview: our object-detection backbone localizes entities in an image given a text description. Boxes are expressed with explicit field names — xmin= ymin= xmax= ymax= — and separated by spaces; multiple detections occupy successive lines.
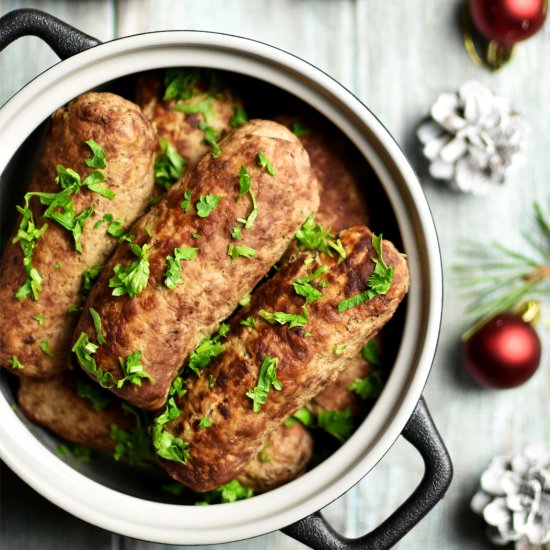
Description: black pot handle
xmin=0 ymin=8 xmax=100 ymax=60
xmin=282 ymin=398 xmax=453 ymax=549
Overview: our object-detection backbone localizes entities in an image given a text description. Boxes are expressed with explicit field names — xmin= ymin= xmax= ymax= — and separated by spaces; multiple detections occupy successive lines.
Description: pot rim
xmin=0 ymin=30 xmax=442 ymax=545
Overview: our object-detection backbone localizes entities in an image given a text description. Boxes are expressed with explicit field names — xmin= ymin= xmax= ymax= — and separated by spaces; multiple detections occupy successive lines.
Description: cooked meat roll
xmin=17 ymin=372 xmax=134 ymax=452
xmin=236 ymin=422 xmax=313 ymax=493
xmin=0 ymin=92 xmax=156 ymax=378
xmin=74 ymin=119 xmax=319 ymax=410
xmin=136 ymin=70 xmax=241 ymax=167
xmin=158 ymin=225 xmax=409 ymax=491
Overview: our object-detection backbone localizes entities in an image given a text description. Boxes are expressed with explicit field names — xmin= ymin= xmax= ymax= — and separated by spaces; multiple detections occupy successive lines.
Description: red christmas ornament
xmin=463 ymin=312 xmax=541 ymax=388
xmin=470 ymin=0 xmax=547 ymax=46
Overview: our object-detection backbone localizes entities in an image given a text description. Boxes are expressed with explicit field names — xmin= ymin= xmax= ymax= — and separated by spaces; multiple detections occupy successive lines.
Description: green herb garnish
xmin=246 ymin=355 xmax=281 ymax=412
xmin=192 ymin=233 xmax=201 ymax=239
xmin=317 ymin=408 xmax=354 ymax=442
xmin=293 ymin=265 xmax=328 ymax=304
xmin=72 ymin=332 xmax=116 ymax=389
xmin=153 ymin=138 xmax=185 ymax=191
xmin=111 ymin=404 xmax=155 ymax=466
xmin=117 ymin=350 xmax=153 ymax=388
xmin=291 ymin=121 xmax=308 ymax=138
xmin=164 ymin=247 xmax=198 ymax=289
xmin=333 ymin=343 xmax=348 ymax=355
xmin=174 ymin=96 xmax=215 ymax=121
xmin=76 ymin=377 xmax=111 ymax=412
xmin=187 ymin=324 xmax=229 ymax=376
xmin=295 ymin=213 xmax=346 ymax=261
xmin=240 ymin=316 xmax=255 ymax=328
xmin=54 ymin=262 xmax=61 ymax=269
xmin=208 ymin=374 xmax=215 ymax=389
xmin=283 ymin=407 xmax=314 ymax=427
xmin=197 ymin=121 xmax=221 ymax=159
xmin=257 ymin=152 xmax=275 ymax=176
xmin=8 ymin=356 xmax=24 ymax=370
xmin=180 ymin=189 xmax=192 ymax=213
xmin=39 ymin=340 xmax=53 ymax=357
xmin=258 ymin=443 xmax=273 ymax=463
xmin=196 ymin=194 xmax=221 ymax=218
xmin=88 ymin=307 xmax=105 ymax=345
xmin=239 ymin=294 xmax=252 ymax=307
xmin=230 ymin=106 xmax=249 ymax=128
xmin=34 ymin=314 xmax=45 ymax=325
xmin=94 ymin=213 xmax=126 ymax=237
xmin=196 ymin=479 xmax=254 ymax=505
xmin=259 ymin=307 xmax=309 ymax=328
xmin=84 ymin=139 xmax=107 ymax=169
xmin=231 ymin=225 xmax=242 ymax=239
xmin=362 ymin=339 xmax=381 ymax=366
xmin=238 ymin=165 xmax=251 ymax=198
xmin=163 ymin=68 xmax=202 ymax=101
xmin=153 ymin=397 xmax=189 ymax=464
xmin=199 ymin=416 xmax=212 ymax=429
xmin=109 ymin=243 xmax=150 ymax=298
xmin=338 ymin=234 xmax=394 ymax=313
xmin=348 ymin=371 xmax=385 ymax=401
xmin=227 ymin=243 xmax=256 ymax=261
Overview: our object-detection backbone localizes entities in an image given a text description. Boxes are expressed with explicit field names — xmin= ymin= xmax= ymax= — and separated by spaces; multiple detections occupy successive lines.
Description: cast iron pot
xmin=0 ymin=9 xmax=452 ymax=549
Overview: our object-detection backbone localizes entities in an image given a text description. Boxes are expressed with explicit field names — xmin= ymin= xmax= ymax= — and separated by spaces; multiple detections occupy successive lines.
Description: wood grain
xmin=1 ymin=0 xmax=549 ymax=549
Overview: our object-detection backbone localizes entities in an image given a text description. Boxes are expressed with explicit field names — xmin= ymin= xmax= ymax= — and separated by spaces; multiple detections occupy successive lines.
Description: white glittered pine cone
xmin=417 ymin=81 xmax=530 ymax=195
xmin=471 ymin=444 xmax=550 ymax=549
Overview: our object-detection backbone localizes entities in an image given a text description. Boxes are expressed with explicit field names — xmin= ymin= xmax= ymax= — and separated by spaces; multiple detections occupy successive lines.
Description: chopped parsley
xmin=187 ymin=323 xmax=229 ymax=376
xmin=246 ymin=355 xmax=281 ymax=412
xmin=240 ymin=316 xmax=255 ymax=328
xmin=208 ymin=374 xmax=215 ymax=389
xmin=348 ymin=370 xmax=385 ymax=401
xmin=291 ymin=120 xmax=308 ymax=138
xmin=236 ymin=166 xmax=258 ymax=229
xmin=292 ymin=265 xmax=328 ymax=304
xmin=238 ymin=165 xmax=251 ymax=198
xmin=295 ymin=213 xmax=346 ymax=261
xmin=81 ymin=265 xmax=103 ymax=296
xmin=230 ymin=106 xmax=249 ymax=128
xmin=197 ymin=121 xmax=221 ymax=159
xmin=192 ymin=233 xmax=201 ymax=239
xmin=317 ymin=408 xmax=354 ymax=442
xmin=196 ymin=479 xmax=254 ymax=505
xmin=257 ymin=152 xmax=275 ymax=176
xmin=284 ymin=407 xmax=314 ymax=427
xmin=362 ymin=339 xmax=381 ymax=366
xmin=72 ymin=332 xmax=116 ymax=389
xmin=34 ymin=314 xmax=45 ymax=325
xmin=227 ymin=243 xmax=256 ymax=261
xmin=39 ymin=340 xmax=53 ymax=357
xmin=89 ymin=308 xmax=106 ymax=345
xmin=196 ymin=194 xmax=221 ymax=218
xmin=84 ymin=139 xmax=107 ymax=169
xmin=111 ymin=404 xmax=155 ymax=466
xmin=109 ymin=243 xmax=150 ymax=298
xmin=76 ymin=377 xmax=111 ymax=412
xmin=199 ymin=416 xmax=212 ymax=429
xmin=117 ymin=350 xmax=154 ymax=388
xmin=259 ymin=307 xmax=309 ymax=328
xmin=12 ymin=195 xmax=47 ymax=300
xmin=163 ymin=68 xmax=202 ymax=101
xmin=231 ymin=225 xmax=242 ymax=239
xmin=258 ymin=443 xmax=273 ymax=463
xmin=338 ymin=234 xmax=394 ymax=313
xmin=333 ymin=343 xmax=348 ymax=355
xmin=174 ymin=96 xmax=215 ymax=121
xmin=8 ymin=356 xmax=24 ymax=370
xmin=180 ymin=189 xmax=192 ymax=213
xmin=94 ymin=213 xmax=126 ymax=237
xmin=153 ymin=396 xmax=189 ymax=464
xmin=54 ymin=262 xmax=61 ymax=269
xmin=71 ymin=444 xmax=94 ymax=462
xmin=164 ymin=247 xmax=198 ymax=289
xmin=239 ymin=294 xmax=252 ymax=307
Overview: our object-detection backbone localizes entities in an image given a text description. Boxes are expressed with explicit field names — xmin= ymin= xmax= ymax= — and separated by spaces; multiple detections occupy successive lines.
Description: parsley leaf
xmin=238 ymin=165 xmax=251 ymax=198
xmin=85 ymin=139 xmax=106 ymax=169
xmin=196 ymin=194 xmax=221 ymax=218
xmin=164 ymin=247 xmax=198 ymax=289
xmin=236 ymin=166 xmax=258 ymax=229
xmin=154 ymin=138 xmax=185 ymax=191
xmin=111 ymin=403 xmax=155 ymax=466
xmin=231 ymin=225 xmax=242 ymax=239
xmin=94 ymin=213 xmax=126 ymax=238
xmin=187 ymin=324 xmax=229 ymax=376
xmin=333 ymin=343 xmax=348 ymax=355
xmin=295 ymin=213 xmax=346 ymax=261
xmin=164 ymin=68 xmax=201 ymax=100
xmin=76 ymin=377 xmax=111 ymax=412
xmin=257 ymin=152 xmax=275 ymax=176
xmin=291 ymin=120 xmax=308 ymax=138
xmin=72 ymin=332 xmax=116 ymax=389
xmin=293 ymin=265 xmax=328 ymax=304
xmin=338 ymin=234 xmax=394 ymax=313
xmin=259 ymin=307 xmax=309 ymax=328
xmin=239 ymin=294 xmax=252 ymax=307
xmin=117 ymin=351 xmax=154 ymax=388
xmin=39 ymin=340 xmax=53 ymax=357
xmin=208 ymin=374 xmax=215 ymax=389
xmin=227 ymin=243 xmax=256 ymax=261
xmin=12 ymin=196 xmax=47 ymax=300
xmin=240 ymin=316 xmax=255 ymax=328
xmin=230 ymin=106 xmax=249 ymax=128
xmin=34 ymin=314 xmax=45 ymax=325
xmin=348 ymin=370 xmax=385 ymax=401
xmin=180 ymin=189 xmax=192 ymax=213
xmin=174 ymin=96 xmax=215 ymax=121
xmin=109 ymin=243 xmax=150 ymax=298
xmin=81 ymin=265 xmax=103 ymax=296
xmin=152 ymin=397 xmax=189 ymax=464
xmin=283 ymin=407 xmax=314 ymax=427
xmin=195 ymin=479 xmax=254 ymax=505
xmin=197 ymin=121 xmax=221 ymax=159
xmin=362 ymin=339 xmax=381 ymax=366
xmin=89 ymin=308 xmax=106 ymax=345
xmin=199 ymin=416 xmax=212 ymax=429
xmin=246 ymin=355 xmax=281 ymax=412
xmin=317 ymin=408 xmax=354 ymax=442
xmin=8 ymin=356 xmax=24 ymax=370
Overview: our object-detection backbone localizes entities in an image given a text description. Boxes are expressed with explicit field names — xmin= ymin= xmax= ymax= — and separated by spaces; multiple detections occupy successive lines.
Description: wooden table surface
xmin=1 ymin=1 xmax=549 ymax=549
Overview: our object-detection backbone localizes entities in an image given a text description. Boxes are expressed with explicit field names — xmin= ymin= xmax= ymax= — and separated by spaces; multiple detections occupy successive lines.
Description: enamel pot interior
xmin=0 ymin=31 xmax=442 ymax=545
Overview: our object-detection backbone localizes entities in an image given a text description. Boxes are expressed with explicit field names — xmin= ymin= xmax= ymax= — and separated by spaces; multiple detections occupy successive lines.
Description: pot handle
xmin=282 ymin=398 xmax=452 ymax=549
xmin=0 ymin=8 xmax=100 ymax=60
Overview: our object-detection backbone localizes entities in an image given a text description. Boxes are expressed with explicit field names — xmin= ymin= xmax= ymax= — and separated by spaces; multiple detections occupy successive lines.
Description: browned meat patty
xmin=136 ymin=71 xmax=241 ymax=166
xmin=236 ymin=422 xmax=313 ymax=493
xmin=17 ymin=372 xmax=134 ymax=452
xmin=0 ymin=92 xmax=156 ymax=378
xmin=159 ymin=225 xmax=409 ymax=491
xmin=74 ymin=119 xmax=319 ymax=411
xmin=275 ymin=113 xmax=370 ymax=232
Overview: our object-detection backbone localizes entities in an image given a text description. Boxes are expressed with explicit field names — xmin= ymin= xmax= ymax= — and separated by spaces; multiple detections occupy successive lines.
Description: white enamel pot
xmin=0 ymin=9 xmax=451 ymax=549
